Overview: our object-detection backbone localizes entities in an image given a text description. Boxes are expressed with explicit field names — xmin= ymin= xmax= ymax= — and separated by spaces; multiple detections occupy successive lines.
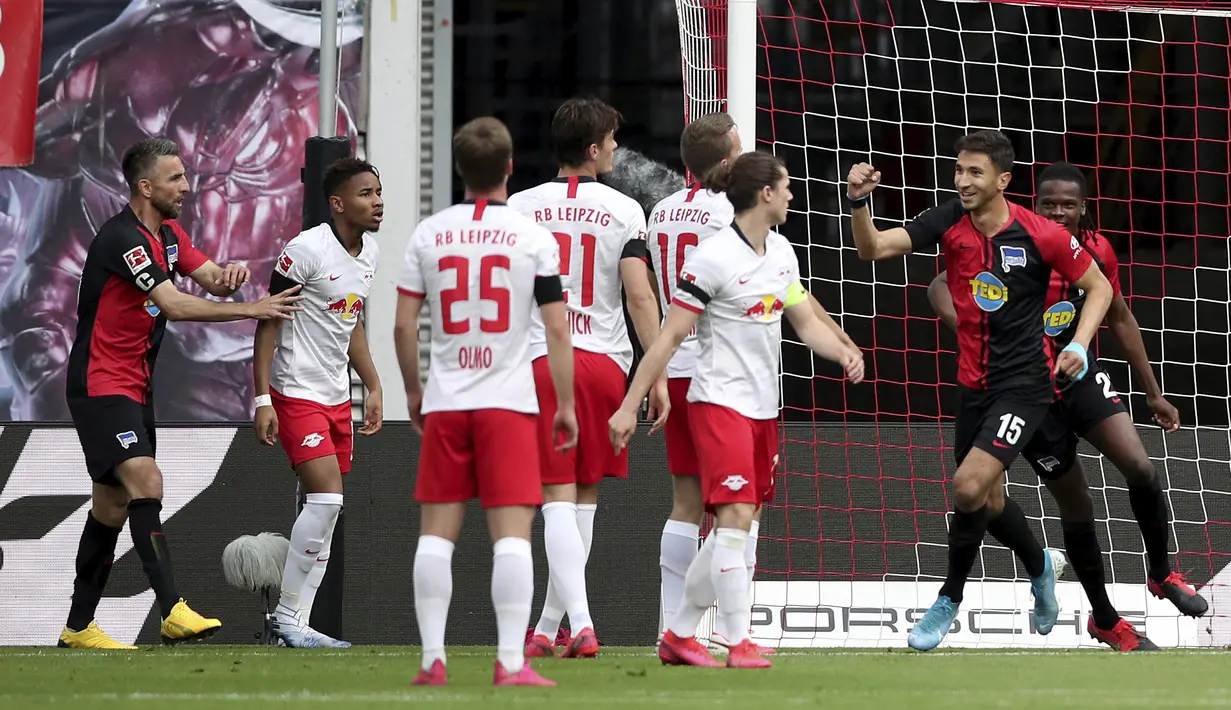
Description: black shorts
xmin=953 ymin=386 xmax=1050 ymax=469
xmin=1022 ymin=363 xmax=1127 ymax=479
xmin=68 ymin=395 xmax=157 ymax=487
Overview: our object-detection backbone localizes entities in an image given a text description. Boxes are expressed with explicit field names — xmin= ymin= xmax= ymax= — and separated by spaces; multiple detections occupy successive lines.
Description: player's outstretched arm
xmin=349 ymin=320 xmax=383 ymax=436
xmin=785 ymin=285 xmax=863 ymax=384
xmin=252 ymin=319 xmax=280 ymax=445
xmin=609 ymin=303 xmax=700 ymax=452
xmin=541 ymin=299 xmax=579 ymax=451
xmin=147 ymin=280 xmax=302 ymax=322
xmin=1055 ymin=263 xmax=1113 ymax=379
xmin=393 ymin=292 xmax=425 ymax=433
xmin=1104 ymin=293 xmax=1179 ymax=431
xmin=847 ymin=162 xmax=914 ymax=261
xmin=926 ymin=270 xmax=957 ymax=332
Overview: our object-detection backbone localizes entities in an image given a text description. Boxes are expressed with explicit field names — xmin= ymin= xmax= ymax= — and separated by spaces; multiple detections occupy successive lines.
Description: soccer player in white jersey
xmin=395 ymin=117 xmax=578 ymax=687
xmin=652 ymin=115 xmax=863 ymax=652
xmin=508 ymin=97 xmax=666 ymax=658
xmin=253 ymin=158 xmax=385 ymax=648
xmin=611 ymin=152 xmax=864 ymax=669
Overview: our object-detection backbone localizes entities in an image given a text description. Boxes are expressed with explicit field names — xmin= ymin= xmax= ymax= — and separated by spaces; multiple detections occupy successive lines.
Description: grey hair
xmin=121 ymin=138 xmax=181 ymax=194
xmin=599 ymin=147 xmax=685 ymax=216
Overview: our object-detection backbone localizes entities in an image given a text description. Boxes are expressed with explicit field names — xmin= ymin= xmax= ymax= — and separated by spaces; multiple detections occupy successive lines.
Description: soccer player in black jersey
xmin=60 ymin=138 xmax=302 ymax=648
xmin=847 ymin=130 xmax=1114 ymax=651
xmin=927 ymin=161 xmax=1207 ymax=651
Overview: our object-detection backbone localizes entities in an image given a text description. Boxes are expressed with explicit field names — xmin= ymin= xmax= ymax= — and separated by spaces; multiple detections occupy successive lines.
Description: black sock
xmin=938 ymin=506 xmax=990 ymax=605
xmin=1063 ymin=520 xmax=1120 ymax=630
xmin=66 ymin=512 xmax=123 ymax=632
xmin=1128 ymin=477 xmax=1172 ymax=583
xmin=128 ymin=498 xmax=180 ymax=618
xmin=985 ymin=498 xmax=1046 ymax=578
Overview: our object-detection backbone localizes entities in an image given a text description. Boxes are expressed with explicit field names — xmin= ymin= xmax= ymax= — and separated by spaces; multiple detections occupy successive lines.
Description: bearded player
xmin=927 ymin=161 xmax=1206 ymax=651
xmin=847 ymin=130 xmax=1115 ymax=651
xmin=509 ymin=97 xmax=667 ymax=658
xmin=396 ymin=117 xmax=577 ymax=687
xmin=612 ymin=152 xmax=863 ymax=669
xmin=253 ymin=158 xmax=384 ymax=648
xmin=649 ymin=114 xmax=861 ymax=652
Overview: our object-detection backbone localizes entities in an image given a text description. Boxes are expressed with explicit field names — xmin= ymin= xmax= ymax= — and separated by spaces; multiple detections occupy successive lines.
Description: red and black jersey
xmin=906 ymin=199 xmax=1094 ymax=392
xmin=1042 ymin=230 xmax=1122 ymax=357
xmin=66 ymin=205 xmax=210 ymax=403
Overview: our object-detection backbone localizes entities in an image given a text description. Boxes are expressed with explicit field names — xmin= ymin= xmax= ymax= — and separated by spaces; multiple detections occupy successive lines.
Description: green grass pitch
xmin=2 ymin=645 xmax=1229 ymax=709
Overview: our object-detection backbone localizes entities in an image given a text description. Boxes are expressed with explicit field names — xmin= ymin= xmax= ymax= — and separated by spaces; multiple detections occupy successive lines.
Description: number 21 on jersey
xmin=552 ymin=231 xmax=596 ymax=307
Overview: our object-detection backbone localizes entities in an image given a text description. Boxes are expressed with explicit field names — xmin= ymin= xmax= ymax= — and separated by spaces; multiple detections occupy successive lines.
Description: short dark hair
xmin=680 ymin=113 xmax=737 ymax=189
xmin=1035 ymin=161 xmax=1088 ymax=197
xmin=323 ymin=158 xmax=379 ymax=199
xmin=121 ymin=138 xmax=180 ymax=195
xmin=453 ymin=117 xmax=513 ymax=191
xmin=551 ymin=97 xmax=621 ymax=167
xmin=954 ymin=130 xmax=1015 ymax=174
xmin=716 ymin=151 xmax=786 ymax=213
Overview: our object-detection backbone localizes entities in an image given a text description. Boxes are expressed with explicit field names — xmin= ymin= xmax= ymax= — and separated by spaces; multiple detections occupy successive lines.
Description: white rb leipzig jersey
xmin=398 ymin=199 xmax=560 ymax=415
xmin=673 ymin=225 xmax=801 ymax=420
xmin=271 ymin=223 xmax=379 ymax=406
xmin=507 ymin=176 xmax=646 ymax=373
xmin=647 ymin=186 xmax=734 ymax=378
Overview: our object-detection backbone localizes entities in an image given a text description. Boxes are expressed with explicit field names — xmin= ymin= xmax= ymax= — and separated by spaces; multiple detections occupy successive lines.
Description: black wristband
xmin=846 ymin=193 xmax=871 ymax=210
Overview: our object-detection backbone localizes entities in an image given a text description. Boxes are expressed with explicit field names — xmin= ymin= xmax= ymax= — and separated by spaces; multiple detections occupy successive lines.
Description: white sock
xmin=712 ymin=528 xmax=751 ymax=646
xmin=669 ymin=532 xmax=717 ymax=639
xmin=576 ymin=503 xmax=597 ymax=558
xmin=660 ymin=520 xmax=700 ymax=630
xmin=715 ymin=519 xmax=760 ymax=641
xmin=413 ymin=535 xmax=454 ymax=670
xmin=297 ymin=513 xmax=339 ymax=624
xmin=492 ymin=537 xmax=534 ymax=673
xmin=537 ymin=501 xmax=593 ymax=636
xmin=277 ymin=493 xmax=342 ymax=624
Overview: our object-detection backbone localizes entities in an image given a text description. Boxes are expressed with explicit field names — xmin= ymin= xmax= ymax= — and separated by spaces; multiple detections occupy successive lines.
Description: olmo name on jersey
xmin=651 ymin=207 xmax=712 ymax=225
xmin=458 ymin=345 xmax=494 ymax=370
xmin=568 ymin=311 xmax=592 ymax=335
xmin=532 ymin=207 xmax=612 ymax=227
xmin=434 ymin=229 xmax=518 ymax=246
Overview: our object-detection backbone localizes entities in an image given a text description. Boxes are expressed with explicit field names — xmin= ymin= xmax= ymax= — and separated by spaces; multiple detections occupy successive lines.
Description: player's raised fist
xmin=249 ymin=285 xmax=305 ymax=321
xmin=847 ymin=162 xmax=882 ymax=200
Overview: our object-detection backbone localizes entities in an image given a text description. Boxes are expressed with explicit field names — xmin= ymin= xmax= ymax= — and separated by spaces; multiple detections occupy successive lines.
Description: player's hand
xmin=254 ymin=405 xmax=278 ymax=445
xmin=407 ymin=387 xmax=424 ymax=435
xmin=646 ymin=377 xmax=671 ymax=436
xmin=608 ymin=407 xmax=638 ymax=454
xmin=359 ymin=389 xmax=383 ymax=436
xmin=1055 ymin=344 xmax=1089 ymax=380
xmin=216 ymin=263 xmax=250 ymax=292
xmin=841 ymin=346 xmax=865 ymax=384
xmin=1148 ymin=393 xmax=1181 ymax=433
xmin=250 ymin=285 xmax=305 ymax=321
xmin=847 ymin=162 xmax=882 ymax=200
xmin=553 ymin=405 xmax=579 ymax=452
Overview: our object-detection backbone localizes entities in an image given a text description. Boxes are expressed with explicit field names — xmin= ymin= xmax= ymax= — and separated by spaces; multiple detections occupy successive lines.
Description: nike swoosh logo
xmin=719 ymin=567 xmax=740 ymax=573
xmin=1112 ymin=398 xmax=1121 ymax=404
xmin=738 ymin=276 xmax=751 ymax=284
xmin=992 ymin=440 xmax=1011 ymax=449
xmin=329 ymin=275 xmax=341 ymax=281
xmin=305 ymin=548 xmax=321 ymax=555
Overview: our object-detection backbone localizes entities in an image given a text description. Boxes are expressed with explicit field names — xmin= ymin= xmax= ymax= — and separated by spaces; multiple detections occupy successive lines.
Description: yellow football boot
xmin=160 ymin=598 xmax=222 ymax=644
xmin=58 ymin=622 xmax=137 ymax=649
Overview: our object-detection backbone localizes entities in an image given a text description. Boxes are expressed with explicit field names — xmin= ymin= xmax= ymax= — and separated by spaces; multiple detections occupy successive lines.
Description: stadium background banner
xmin=0 ymin=423 xmax=1227 ymax=648
xmin=0 ymin=0 xmax=362 ymax=423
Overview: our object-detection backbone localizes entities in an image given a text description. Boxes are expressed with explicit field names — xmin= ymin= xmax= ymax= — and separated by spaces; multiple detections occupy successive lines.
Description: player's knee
xmin=92 ymin=496 xmax=128 ymax=527
xmin=714 ymin=502 xmax=755 ymax=531
xmin=985 ymin=483 xmax=1006 ymax=516
xmin=670 ymin=479 xmax=704 ymax=525
xmin=304 ymin=492 xmax=343 ymax=524
xmin=952 ymin=474 xmax=988 ymax=512
xmin=1118 ymin=456 xmax=1156 ymax=488
xmin=116 ymin=459 xmax=162 ymax=500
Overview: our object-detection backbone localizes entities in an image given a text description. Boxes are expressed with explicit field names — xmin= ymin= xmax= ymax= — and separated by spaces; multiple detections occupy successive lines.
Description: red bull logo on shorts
xmin=742 ymin=294 xmax=785 ymax=321
xmin=324 ymin=293 xmax=365 ymax=320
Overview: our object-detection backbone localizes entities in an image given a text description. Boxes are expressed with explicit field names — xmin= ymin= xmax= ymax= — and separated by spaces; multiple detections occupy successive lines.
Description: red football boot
xmin=411 ymin=659 xmax=447 ymax=686
xmin=726 ymin=639 xmax=772 ymax=669
xmin=494 ymin=661 xmax=556 ymax=687
xmin=1087 ymin=618 xmax=1159 ymax=652
xmin=658 ymin=630 xmax=723 ymax=667
xmin=524 ymin=633 xmax=556 ymax=658
xmin=1148 ymin=571 xmax=1209 ymax=617
xmin=562 ymin=627 xmax=600 ymax=658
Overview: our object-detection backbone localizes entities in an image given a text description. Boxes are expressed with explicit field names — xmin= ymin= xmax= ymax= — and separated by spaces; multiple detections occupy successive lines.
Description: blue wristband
xmin=1061 ymin=342 xmax=1089 ymax=381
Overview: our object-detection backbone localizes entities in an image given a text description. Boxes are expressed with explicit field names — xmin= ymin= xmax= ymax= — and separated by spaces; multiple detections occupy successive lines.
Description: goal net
xmin=677 ymin=0 xmax=1231 ymax=648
